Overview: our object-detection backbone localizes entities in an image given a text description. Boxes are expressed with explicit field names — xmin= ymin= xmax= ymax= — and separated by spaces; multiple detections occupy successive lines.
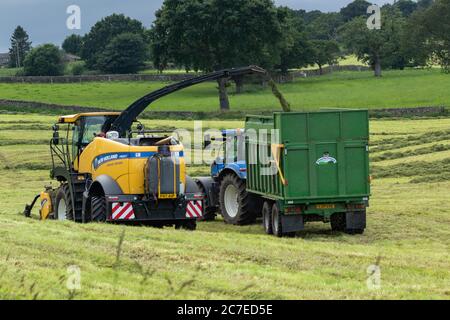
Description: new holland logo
xmin=316 ymin=152 xmax=337 ymax=165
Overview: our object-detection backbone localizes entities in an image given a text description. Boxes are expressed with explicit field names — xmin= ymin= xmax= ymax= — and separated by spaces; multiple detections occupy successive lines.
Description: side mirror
xmin=204 ymin=134 xmax=211 ymax=149
xmin=52 ymin=131 xmax=60 ymax=145
xmin=137 ymin=123 xmax=144 ymax=132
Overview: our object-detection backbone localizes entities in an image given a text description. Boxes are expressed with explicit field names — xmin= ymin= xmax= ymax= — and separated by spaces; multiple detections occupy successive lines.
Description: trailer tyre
xmin=330 ymin=212 xmax=365 ymax=235
xmin=91 ymin=196 xmax=107 ymax=222
xmin=271 ymin=203 xmax=283 ymax=237
xmin=219 ymin=174 xmax=255 ymax=225
xmin=262 ymin=202 xmax=273 ymax=235
xmin=55 ymin=184 xmax=74 ymax=221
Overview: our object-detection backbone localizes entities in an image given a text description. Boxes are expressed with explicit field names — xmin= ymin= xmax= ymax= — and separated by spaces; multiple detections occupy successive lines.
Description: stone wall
xmin=0 ymin=65 xmax=371 ymax=84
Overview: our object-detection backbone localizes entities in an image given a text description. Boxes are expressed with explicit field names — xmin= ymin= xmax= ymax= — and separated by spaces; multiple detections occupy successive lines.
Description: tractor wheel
xmin=91 ymin=196 xmax=107 ymax=222
xmin=196 ymin=181 xmax=217 ymax=221
xmin=55 ymin=184 xmax=74 ymax=221
xmin=262 ymin=201 xmax=273 ymax=235
xmin=219 ymin=174 xmax=255 ymax=225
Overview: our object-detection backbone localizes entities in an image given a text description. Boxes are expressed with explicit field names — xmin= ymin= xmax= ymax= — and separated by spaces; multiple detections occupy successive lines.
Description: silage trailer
xmin=197 ymin=110 xmax=371 ymax=237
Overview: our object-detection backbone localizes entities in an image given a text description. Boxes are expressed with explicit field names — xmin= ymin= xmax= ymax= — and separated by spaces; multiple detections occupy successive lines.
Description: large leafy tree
xmin=151 ymin=0 xmax=288 ymax=110
xmin=62 ymin=34 xmax=83 ymax=56
xmin=310 ymin=40 xmax=340 ymax=74
xmin=8 ymin=26 xmax=32 ymax=68
xmin=23 ymin=44 xmax=64 ymax=76
xmin=339 ymin=8 xmax=408 ymax=77
xmin=276 ymin=7 xmax=313 ymax=74
xmin=340 ymin=0 xmax=371 ymax=22
xmin=408 ymin=0 xmax=450 ymax=72
xmin=97 ymin=33 xmax=147 ymax=74
xmin=81 ymin=14 xmax=146 ymax=69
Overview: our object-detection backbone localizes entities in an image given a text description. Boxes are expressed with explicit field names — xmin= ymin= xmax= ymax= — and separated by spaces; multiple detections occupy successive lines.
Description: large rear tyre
xmin=219 ymin=174 xmax=256 ymax=225
xmin=54 ymin=184 xmax=74 ymax=221
xmin=262 ymin=201 xmax=273 ymax=235
xmin=91 ymin=196 xmax=107 ymax=222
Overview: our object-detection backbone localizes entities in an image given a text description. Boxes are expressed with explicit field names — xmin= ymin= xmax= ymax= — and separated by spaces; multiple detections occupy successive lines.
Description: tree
xmin=97 ymin=33 xmax=147 ymax=74
xmin=340 ymin=0 xmax=371 ymax=22
xmin=393 ymin=0 xmax=418 ymax=16
xmin=408 ymin=0 xmax=450 ymax=71
xmin=23 ymin=44 xmax=64 ymax=76
xmin=276 ymin=7 xmax=314 ymax=74
xmin=307 ymin=12 xmax=344 ymax=41
xmin=8 ymin=26 xmax=32 ymax=68
xmin=417 ymin=0 xmax=434 ymax=10
xmin=81 ymin=14 xmax=145 ymax=69
xmin=62 ymin=34 xmax=83 ymax=56
xmin=340 ymin=9 xmax=407 ymax=77
xmin=151 ymin=0 xmax=286 ymax=110
xmin=310 ymin=40 xmax=341 ymax=74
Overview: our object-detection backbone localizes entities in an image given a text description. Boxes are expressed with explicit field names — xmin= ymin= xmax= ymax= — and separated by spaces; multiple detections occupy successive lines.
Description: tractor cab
xmin=53 ymin=112 xmax=121 ymax=167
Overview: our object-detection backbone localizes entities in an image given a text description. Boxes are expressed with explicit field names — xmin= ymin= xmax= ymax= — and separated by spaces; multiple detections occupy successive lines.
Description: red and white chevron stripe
xmin=111 ymin=202 xmax=135 ymax=220
xmin=186 ymin=200 xmax=203 ymax=218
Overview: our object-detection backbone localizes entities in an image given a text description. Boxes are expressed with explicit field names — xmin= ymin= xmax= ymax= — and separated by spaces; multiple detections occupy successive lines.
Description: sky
xmin=0 ymin=0 xmax=395 ymax=53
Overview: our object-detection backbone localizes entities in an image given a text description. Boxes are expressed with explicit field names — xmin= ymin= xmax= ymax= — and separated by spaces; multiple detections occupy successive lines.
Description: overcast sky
xmin=0 ymin=0 xmax=394 ymax=52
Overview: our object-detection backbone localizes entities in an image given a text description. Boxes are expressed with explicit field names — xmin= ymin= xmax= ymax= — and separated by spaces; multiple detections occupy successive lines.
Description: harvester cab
xmin=24 ymin=66 xmax=268 ymax=230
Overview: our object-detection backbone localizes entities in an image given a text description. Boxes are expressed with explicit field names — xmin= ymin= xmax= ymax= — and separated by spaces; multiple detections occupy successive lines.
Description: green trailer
xmin=244 ymin=110 xmax=370 ymax=236
xmin=197 ymin=109 xmax=370 ymax=237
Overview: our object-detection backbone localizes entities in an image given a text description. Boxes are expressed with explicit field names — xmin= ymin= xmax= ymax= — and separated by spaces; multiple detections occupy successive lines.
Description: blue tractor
xmin=195 ymin=129 xmax=262 ymax=224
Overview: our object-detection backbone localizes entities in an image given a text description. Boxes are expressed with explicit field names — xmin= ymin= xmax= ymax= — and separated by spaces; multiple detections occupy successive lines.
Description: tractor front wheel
xmin=55 ymin=185 xmax=74 ymax=221
xmin=91 ymin=196 xmax=107 ymax=222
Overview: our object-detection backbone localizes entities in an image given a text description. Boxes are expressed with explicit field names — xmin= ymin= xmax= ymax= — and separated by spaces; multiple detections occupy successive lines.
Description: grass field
xmin=0 ymin=113 xmax=449 ymax=299
xmin=1 ymin=69 xmax=449 ymax=112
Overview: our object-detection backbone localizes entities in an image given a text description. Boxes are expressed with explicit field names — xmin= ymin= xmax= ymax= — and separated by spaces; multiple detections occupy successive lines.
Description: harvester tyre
xmin=271 ymin=203 xmax=283 ymax=237
xmin=196 ymin=181 xmax=217 ymax=221
xmin=219 ymin=174 xmax=256 ymax=225
xmin=262 ymin=201 xmax=273 ymax=235
xmin=55 ymin=184 xmax=74 ymax=221
xmin=182 ymin=220 xmax=197 ymax=231
xmin=91 ymin=196 xmax=107 ymax=222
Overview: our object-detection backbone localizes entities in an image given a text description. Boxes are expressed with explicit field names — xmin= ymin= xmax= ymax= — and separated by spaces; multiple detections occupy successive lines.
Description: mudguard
xmin=89 ymin=175 xmax=123 ymax=196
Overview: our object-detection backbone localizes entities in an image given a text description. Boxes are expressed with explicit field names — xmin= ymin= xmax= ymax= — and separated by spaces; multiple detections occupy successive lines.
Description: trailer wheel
xmin=330 ymin=212 xmax=365 ymax=235
xmin=55 ymin=184 xmax=74 ymax=221
xmin=262 ymin=201 xmax=273 ymax=235
xmin=330 ymin=213 xmax=346 ymax=232
xmin=271 ymin=203 xmax=283 ymax=237
xmin=219 ymin=174 xmax=255 ymax=225
xmin=91 ymin=196 xmax=107 ymax=222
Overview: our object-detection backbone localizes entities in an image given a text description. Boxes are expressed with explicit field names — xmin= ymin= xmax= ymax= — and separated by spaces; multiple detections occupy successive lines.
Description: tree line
xmin=6 ymin=0 xmax=450 ymax=79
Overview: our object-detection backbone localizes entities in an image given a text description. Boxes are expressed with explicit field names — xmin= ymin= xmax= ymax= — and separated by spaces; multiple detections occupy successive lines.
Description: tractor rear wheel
xmin=91 ymin=196 xmax=107 ymax=222
xmin=55 ymin=184 xmax=74 ymax=221
xmin=219 ymin=174 xmax=255 ymax=225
